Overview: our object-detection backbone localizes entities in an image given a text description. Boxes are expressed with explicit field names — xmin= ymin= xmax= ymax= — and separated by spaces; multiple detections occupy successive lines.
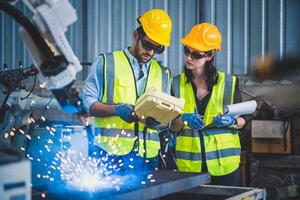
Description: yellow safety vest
xmin=172 ymin=71 xmax=241 ymax=176
xmin=93 ymin=51 xmax=170 ymax=158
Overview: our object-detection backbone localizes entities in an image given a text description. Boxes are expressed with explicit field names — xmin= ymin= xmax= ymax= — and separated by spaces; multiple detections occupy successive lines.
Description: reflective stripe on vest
xmin=94 ymin=128 xmax=160 ymax=141
xmin=177 ymin=148 xmax=240 ymax=161
xmin=93 ymin=51 xmax=170 ymax=158
xmin=173 ymin=71 xmax=240 ymax=176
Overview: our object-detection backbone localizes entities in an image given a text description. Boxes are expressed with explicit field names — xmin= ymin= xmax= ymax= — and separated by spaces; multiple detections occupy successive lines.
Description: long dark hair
xmin=184 ymin=52 xmax=218 ymax=91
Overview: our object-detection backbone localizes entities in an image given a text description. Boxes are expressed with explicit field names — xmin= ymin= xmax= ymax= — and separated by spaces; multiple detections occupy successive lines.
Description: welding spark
xmin=27 ymin=117 xmax=33 ymax=124
xmin=147 ymin=174 xmax=153 ymax=179
xmin=25 ymin=134 xmax=31 ymax=140
xmin=49 ymin=130 xmax=55 ymax=136
xmin=28 ymin=123 xmax=145 ymax=193
xmin=10 ymin=131 xmax=15 ymax=136
xmin=39 ymin=82 xmax=46 ymax=88
xmin=41 ymin=116 xmax=46 ymax=121
xmin=58 ymin=151 xmax=125 ymax=192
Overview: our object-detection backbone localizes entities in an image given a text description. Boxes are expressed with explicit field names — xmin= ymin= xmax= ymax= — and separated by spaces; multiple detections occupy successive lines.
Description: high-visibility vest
xmin=172 ymin=71 xmax=241 ymax=176
xmin=93 ymin=51 xmax=170 ymax=158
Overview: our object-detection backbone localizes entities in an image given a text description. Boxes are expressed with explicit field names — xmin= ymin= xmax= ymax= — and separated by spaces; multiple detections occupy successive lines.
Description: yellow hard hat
xmin=138 ymin=9 xmax=172 ymax=47
xmin=181 ymin=23 xmax=222 ymax=52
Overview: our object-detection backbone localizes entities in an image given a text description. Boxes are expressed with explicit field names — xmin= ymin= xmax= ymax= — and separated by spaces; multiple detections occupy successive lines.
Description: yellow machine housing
xmin=135 ymin=87 xmax=185 ymax=126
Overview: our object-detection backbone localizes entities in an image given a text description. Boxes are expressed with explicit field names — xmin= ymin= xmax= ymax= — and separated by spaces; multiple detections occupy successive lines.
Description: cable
xmin=21 ymin=73 xmax=37 ymax=100
xmin=0 ymin=0 xmax=53 ymax=61
xmin=34 ymin=98 xmax=54 ymax=122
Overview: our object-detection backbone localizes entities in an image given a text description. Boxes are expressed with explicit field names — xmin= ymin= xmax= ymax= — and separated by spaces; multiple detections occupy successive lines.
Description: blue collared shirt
xmin=82 ymin=48 xmax=170 ymax=112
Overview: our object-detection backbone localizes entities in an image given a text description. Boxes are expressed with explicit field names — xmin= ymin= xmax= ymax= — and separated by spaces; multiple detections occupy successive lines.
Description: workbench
xmin=32 ymin=171 xmax=210 ymax=200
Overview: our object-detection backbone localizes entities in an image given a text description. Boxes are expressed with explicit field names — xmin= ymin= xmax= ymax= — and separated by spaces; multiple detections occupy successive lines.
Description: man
xmin=82 ymin=9 xmax=172 ymax=173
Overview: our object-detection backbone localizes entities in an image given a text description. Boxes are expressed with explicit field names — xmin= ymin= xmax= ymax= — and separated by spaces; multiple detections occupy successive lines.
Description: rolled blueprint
xmin=223 ymin=100 xmax=257 ymax=117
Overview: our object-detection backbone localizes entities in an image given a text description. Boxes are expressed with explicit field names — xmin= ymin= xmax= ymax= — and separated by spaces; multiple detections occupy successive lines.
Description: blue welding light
xmin=38 ymin=173 xmax=146 ymax=199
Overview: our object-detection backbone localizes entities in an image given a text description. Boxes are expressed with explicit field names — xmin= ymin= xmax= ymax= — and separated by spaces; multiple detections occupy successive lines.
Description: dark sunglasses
xmin=183 ymin=46 xmax=207 ymax=60
xmin=137 ymin=27 xmax=165 ymax=54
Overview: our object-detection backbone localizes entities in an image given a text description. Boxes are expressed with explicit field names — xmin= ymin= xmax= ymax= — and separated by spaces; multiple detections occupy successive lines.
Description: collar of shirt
xmin=124 ymin=48 xmax=151 ymax=81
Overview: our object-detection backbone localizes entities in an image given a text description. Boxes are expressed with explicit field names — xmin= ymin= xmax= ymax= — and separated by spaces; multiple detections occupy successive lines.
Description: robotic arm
xmin=0 ymin=0 xmax=84 ymax=114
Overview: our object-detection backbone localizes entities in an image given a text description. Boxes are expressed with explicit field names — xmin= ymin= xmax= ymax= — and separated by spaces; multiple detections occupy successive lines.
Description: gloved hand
xmin=181 ymin=113 xmax=205 ymax=130
xmin=213 ymin=114 xmax=236 ymax=128
xmin=145 ymin=117 xmax=165 ymax=131
xmin=114 ymin=104 xmax=138 ymax=123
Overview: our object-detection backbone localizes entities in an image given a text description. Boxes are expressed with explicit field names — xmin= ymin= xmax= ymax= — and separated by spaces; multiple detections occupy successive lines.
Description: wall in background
xmin=1 ymin=0 xmax=299 ymax=79
xmin=0 ymin=0 xmax=200 ymax=78
xmin=84 ymin=0 xmax=200 ymax=77
xmin=203 ymin=0 xmax=300 ymax=75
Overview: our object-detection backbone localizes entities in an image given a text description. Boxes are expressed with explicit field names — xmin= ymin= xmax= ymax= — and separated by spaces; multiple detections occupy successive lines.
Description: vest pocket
xmin=115 ymin=79 xmax=135 ymax=103
xmin=139 ymin=140 xmax=160 ymax=158
xmin=117 ymin=78 xmax=131 ymax=87
xmin=210 ymin=129 xmax=238 ymax=148
xmin=213 ymin=131 xmax=240 ymax=166
xmin=176 ymin=136 xmax=193 ymax=152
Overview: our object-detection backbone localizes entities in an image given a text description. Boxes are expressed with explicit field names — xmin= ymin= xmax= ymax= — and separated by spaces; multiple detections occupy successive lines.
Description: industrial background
xmin=1 ymin=0 xmax=300 ymax=199
xmin=1 ymin=0 xmax=300 ymax=77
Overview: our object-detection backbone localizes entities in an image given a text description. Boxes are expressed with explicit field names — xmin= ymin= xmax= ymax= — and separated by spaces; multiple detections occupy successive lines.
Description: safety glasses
xmin=183 ymin=46 xmax=207 ymax=60
xmin=137 ymin=27 xmax=165 ymax=54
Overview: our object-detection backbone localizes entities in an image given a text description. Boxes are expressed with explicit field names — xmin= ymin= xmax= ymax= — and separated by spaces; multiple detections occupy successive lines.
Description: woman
xmin=171 ymin=23 xmax=246 ymax=186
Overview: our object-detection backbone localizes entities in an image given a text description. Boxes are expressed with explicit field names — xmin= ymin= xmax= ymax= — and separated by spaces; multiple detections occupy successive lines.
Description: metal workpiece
xmin=32 ymin=171 xmax=210 ymax=200
xmin=181 ymin=185 xmax=266 ymax=200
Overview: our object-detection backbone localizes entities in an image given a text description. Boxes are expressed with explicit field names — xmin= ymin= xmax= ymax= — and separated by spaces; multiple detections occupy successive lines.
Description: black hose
xmin=0 ymin=0 xmax=54 ymax=61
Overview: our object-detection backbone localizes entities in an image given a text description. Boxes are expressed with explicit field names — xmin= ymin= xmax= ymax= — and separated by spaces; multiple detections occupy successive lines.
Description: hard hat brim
xmin=181 ymin=38 xmax=221 ymax=52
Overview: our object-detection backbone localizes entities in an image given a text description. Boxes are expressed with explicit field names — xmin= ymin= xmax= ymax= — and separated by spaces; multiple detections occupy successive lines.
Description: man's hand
xmin=78 ymin=115 xmax=91 ymax=126
xmin=114 ymin=104 xmax=139 ymax=123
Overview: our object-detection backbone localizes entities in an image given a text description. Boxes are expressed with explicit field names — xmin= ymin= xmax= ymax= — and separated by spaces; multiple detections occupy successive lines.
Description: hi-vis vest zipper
xmin=172 ymin=71 xmax=241 ymax=176
xmin=93 ymin=51 xmax=170 ymax=158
